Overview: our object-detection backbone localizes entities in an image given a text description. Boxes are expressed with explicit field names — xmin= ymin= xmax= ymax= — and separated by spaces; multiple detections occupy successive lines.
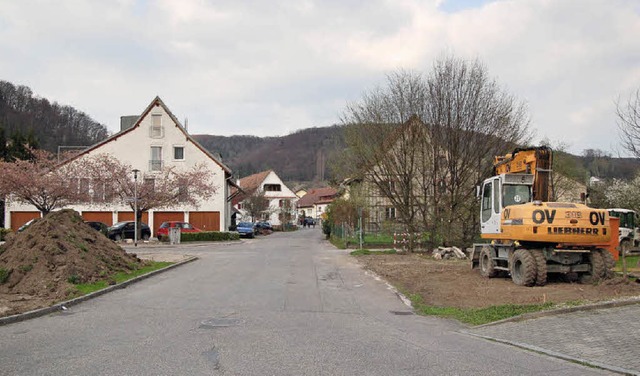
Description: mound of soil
xmin=356 ymin=254 xmax=640 ymax=309
xmin=0 ymin=209 xmax=146 ymax=317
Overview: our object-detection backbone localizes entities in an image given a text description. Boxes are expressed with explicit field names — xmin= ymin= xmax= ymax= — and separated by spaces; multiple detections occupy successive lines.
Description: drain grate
xmin=390 ymin=311 xmax=414 ymax=316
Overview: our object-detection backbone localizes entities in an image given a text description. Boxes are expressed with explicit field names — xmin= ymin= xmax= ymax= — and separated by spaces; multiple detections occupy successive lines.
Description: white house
xmin=296 ymin=187 xmax=338 ymax=221
xmin=5 ymin=96 xmax=237 ymax=235
xmin=233 ymin=170 xmax=297 ymax=226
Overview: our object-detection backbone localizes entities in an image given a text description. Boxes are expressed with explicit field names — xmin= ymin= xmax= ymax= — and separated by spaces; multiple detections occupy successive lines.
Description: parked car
xmin=255 ymin=221 xmax=273 ymax=232
xmin=85 ymin=221 xmax=109 ymax=236
xmin=156 ymin=221 xmax=202 ymax=240
xmin=236 ymin=222 xmax=257 ymax=238
xmin=107 ymin=221 xmax=151 ymax=241
xmin=303 ymin=217 xmax=316 ymax=227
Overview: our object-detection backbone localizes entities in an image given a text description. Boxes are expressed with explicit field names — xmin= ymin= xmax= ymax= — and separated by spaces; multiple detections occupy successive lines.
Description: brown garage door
xmin=117 ymin=212 xmax=149 ymax=224
xmin=81 ymin=211 xmax=113 ymax=226
xmin=190 ymin=211 xmax=220 ymax=232
xmin=10 ymin=211 xmax=41 ymax=231
xmin=153 ymin=212 xmax=184 ymax=234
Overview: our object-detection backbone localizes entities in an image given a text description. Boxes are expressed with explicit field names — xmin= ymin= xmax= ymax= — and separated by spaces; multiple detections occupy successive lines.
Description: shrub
xmin=180 ymin=231 xmax=239 ymax=242
xmin=0 ymin=268 xmax=10 ymax=284
xmin=0 ymin=228 xmax=12 ymax=241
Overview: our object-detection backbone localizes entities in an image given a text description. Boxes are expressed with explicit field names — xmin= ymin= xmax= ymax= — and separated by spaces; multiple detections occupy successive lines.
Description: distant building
xmin=297 ymin=187 xmax=338 ymax=221
xmin=232 ymin=170 xmax=297 ymax=226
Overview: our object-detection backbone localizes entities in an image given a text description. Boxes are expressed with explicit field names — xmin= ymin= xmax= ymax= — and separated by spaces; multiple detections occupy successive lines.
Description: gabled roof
xmin=59 ymin=96 xmax=231 ymax=174
xmin=231 ymin=170 xmax=272 ymax=205
xmin=297 ymin=187 xmax=337 ymax=208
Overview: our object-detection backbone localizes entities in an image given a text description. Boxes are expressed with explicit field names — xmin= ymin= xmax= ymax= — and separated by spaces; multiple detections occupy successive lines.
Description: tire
xmin=580 ymin=250 xmax=605 ymax=284
xmin=142 ymin=233 xmax=150 ymax=241
xmin=479 ymin=246 xmax=498 ymax=278
xmin=531 ymin=249 xmax=547 ymax=286
xmin=510 ymin=249 xmax=537 ymax=286
xmin=597 ymin=248 xmax=615 ymax=279
xmin=114 ymin=233 xmax=122 ymax=241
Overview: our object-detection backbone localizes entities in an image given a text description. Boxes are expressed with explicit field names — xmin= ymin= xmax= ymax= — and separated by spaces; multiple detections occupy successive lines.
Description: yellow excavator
xmin=471 ymin=146 xmax=616 ymax=286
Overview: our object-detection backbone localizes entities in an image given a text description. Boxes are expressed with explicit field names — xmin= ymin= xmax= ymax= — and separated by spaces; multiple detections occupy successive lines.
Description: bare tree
xmin=0 ymin=149 xmax=85 ymax=215
xmin=617 ymin=88 xmax=640 ymax=158
xmin=242 ymin=190 xmax=270 ymax=222
xmin=340 ymin=56 xmax=531 ymax=249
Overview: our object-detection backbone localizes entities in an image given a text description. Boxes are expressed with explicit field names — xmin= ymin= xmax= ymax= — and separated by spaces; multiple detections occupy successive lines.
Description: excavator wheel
xmin=479 ymin=246 xmax=498 ymax=278
xmin=530 ymin=250 xmax=547 ymax=286
xmin=579 ymin=250 xmax=606 ymax=284
xmin=597 ymin=248 xmax=615 ymax=279
xmin=510 ymin=249 xmax=537 ymax=286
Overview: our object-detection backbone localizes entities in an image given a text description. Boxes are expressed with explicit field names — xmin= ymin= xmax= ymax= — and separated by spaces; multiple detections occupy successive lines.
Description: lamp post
xmin=132 ymin=169 xmax=140 ymax=247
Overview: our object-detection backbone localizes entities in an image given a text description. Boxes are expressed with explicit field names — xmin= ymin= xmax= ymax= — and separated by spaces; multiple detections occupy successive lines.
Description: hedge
xmin=179 ymin=231 xmax=239 ymax=242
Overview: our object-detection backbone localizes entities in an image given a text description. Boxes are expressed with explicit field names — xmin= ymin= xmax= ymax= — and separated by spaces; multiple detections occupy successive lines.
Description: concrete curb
xmin=0 ymin=256 xmax=198 ymax=327
xmin=471 ymin=295 xmax=640 ymax=329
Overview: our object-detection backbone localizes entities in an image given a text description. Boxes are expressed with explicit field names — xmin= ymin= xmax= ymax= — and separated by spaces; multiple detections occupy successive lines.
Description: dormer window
xmin=264 ymin=184 xmax=281 ymax=192
xmin=150 ymin=114 xmax=164 ymax=138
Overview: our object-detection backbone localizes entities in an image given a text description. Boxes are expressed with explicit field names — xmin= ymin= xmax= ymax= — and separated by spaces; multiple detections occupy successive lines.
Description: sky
xmin=1 ymin=0 xmax=639 ymax=156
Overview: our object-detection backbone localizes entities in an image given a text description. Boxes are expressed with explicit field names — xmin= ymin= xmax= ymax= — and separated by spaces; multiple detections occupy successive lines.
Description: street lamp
xmin=132 ymin=169 xmax=140 ymax=247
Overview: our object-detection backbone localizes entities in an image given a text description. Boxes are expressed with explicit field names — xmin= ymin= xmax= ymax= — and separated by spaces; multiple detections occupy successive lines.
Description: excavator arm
xmin=493 ymin=146 xmax=553 ymax=201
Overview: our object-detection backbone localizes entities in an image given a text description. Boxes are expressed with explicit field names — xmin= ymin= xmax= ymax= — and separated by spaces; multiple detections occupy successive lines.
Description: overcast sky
xmin=1 ymin=0 xmax=639 ymax=155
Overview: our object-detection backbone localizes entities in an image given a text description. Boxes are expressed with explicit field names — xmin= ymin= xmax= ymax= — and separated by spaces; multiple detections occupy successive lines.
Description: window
xmin=264 ymin=184 xmax=281 ymax=192
xmin=385 ymin=207 xmax=396 ymax=219
xmin=144 ymin=178 xmax=155 ymax=192
xmin=481 ymin=182 xmax=492 ymax=222
xmin=150 ymin=114 xmax=164 ymax=138
xmin=174 ymin=146 xmax=185 ymax=160
xmin=238 ymin=203 xmax=243 ymax=209
xmin=150 ymin=146 xmax=162 ymax=171
xmin=177 ymin=181 xmax=188 ymax=202
xmin=279 ymin=199 xmax=284 ymax=207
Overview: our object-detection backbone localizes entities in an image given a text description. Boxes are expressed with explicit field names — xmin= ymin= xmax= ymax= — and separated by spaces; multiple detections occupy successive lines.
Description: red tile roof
xmin=297 ymin=187 xmax=337 ymax=208
xmin=231 ymin=170 xmax=272 ymax=205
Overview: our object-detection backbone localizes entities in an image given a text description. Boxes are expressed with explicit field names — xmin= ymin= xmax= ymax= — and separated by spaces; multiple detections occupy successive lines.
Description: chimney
xmin=120 ymin=115 xmax=138 ymax=132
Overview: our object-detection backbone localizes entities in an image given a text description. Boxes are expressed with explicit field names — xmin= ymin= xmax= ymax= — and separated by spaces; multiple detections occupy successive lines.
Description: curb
xmin=471 ymin=295 xmax=640 ymax=329
xmin=0 ymin=256 xmax=198 ymax=326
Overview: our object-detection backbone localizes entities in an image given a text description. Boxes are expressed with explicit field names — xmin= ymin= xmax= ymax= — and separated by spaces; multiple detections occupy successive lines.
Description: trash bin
xmin=169 ymin=227 xmax=181 ymax=245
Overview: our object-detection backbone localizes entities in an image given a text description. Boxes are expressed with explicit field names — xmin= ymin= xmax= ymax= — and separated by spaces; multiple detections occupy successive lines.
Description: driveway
xmin=0 ymin=230 xmax=613 ymax=375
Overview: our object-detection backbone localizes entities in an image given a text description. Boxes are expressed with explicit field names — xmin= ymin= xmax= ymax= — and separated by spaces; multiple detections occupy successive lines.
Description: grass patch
xmin=74 ymin=261 xmax=173 ymax=295
xmin=408 ymin=293 xmax=554 ymax=326
xmin=616 ymin=255 xmax=640 ymax=271
xmin=350 ymin=249 xmax=397 ymax=256
xmin=329 ymin=236 xmax=347 ymax=249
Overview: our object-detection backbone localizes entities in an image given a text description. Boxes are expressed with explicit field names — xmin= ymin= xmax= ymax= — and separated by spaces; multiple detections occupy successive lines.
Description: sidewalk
xmin=465 ymin=302 xmax=640 ymax=375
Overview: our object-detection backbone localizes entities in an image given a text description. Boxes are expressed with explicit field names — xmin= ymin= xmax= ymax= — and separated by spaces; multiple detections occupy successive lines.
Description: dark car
xmin=255 ymin=221 xmax=273 ymax=232
xmin=304 ymin=217 xmax=316 ymax=227
xmin=107 ymin=221 xmax=151 ymax=241
xmin=236 ymin=222 xmax=256 ymax=238
xmin=156 ymin=221 xmax=202 ymax=240
xmin=85 ymin=221 xmax=109 ymax=236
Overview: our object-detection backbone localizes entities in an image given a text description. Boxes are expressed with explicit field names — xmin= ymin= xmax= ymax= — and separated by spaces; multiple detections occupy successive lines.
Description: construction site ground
xmin=355 ymin=253 xmax=640 ymax=309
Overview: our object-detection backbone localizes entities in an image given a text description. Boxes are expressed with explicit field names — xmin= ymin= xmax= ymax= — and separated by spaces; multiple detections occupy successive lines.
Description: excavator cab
xmin=479 ymin=173 xmax=534 ymax=235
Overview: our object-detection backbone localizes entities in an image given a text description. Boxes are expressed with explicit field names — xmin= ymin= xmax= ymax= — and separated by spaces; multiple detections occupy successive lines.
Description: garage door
xmin=153 ymin=212 xmax=184 ymax=234
xmin=81 ymin=211 xmax=113 ymax=226
xmin=117 ymin=212 xmax=149 ymax=224
xmin=10 ymin=211 xmax=41 ymax=231
xmin=190 ymin=211 xmax=220 ymax=232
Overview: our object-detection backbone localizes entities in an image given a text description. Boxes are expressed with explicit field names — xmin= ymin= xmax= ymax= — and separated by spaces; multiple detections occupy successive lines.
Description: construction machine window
xmin=503 ymin=185 xmax=531 ymax=207
xmin=481 ymin=182 xmax=492 ymax=222
xmin=493 ymin=179 xmax=500 ymax=214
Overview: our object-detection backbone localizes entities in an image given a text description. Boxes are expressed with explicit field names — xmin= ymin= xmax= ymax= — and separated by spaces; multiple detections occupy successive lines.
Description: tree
xmin=82 ymin=154 xmax=217 ymax=238
xmin=617 ymin=88 xmax=640 ymax=158
xmin=241 ymin=190 xmax=271 ymax=222
xmin=278 ymin=199 xmax=295 ymax=228
xmin=0 ymin=149 xmax=84 ymax=215
xmin=340 ymin=56 xmax=531 ymax=249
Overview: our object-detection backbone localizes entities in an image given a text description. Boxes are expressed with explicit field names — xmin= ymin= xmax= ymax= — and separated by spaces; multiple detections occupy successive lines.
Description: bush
xmin=180 ymin=231 xmax=239 ymax=242
xmin=0 ymin=268 xmax=10 ymax=284
xmin=322 ymin=220 xmax=331 ymax=239
xmin=0 ymin=228 xmax=12 ymax=241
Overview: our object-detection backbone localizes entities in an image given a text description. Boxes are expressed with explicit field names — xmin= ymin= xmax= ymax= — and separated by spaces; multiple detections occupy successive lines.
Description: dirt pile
xmin=0 ymin=209 xmax=146 ymax=316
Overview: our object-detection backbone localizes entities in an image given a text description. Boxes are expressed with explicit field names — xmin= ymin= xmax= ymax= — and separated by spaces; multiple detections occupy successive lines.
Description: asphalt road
xmin=0 ymin=229 xmax=613 ymax=375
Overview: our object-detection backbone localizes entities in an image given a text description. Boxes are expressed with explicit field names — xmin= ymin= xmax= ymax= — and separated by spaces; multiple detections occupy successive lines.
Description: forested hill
xmin=192 ymin=126 xmax=346 ymax=182
xmin=0 ymin=81 xmax=109 ymax=152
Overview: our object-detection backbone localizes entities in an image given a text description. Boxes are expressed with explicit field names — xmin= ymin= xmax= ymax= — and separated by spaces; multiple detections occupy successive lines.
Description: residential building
xmin=297 ymin=187 xmax=338 ymax=221
xmin=5 ymin=96 xmax=237 ymax=234
xmin=232 ymin=170 xmax=297 ymax=226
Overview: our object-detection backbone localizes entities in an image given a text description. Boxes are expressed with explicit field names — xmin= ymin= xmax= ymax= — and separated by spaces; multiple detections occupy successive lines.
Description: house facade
xmin=5 ymin=96 xmax=236 ymax=234
xmin=296 ymin=187 xmax=338 ymax=221
xmin=233 ymin=170 xmax=298 ymax=226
